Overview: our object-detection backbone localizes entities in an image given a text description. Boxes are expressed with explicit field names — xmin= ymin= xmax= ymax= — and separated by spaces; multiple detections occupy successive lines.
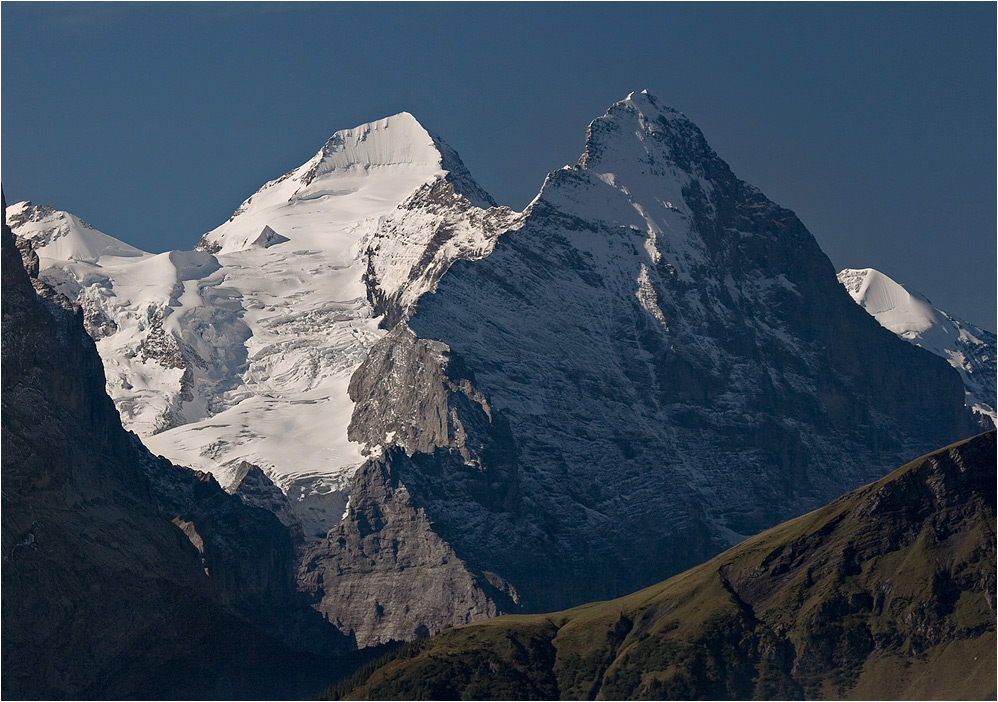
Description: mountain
xmin=7 ymin=93 xmax=980 ymax=649
xmin=1 ymin=194 xmax=346 ymax=699
xmin=299 ymin=91 xmax=978 ymax=645
xmin=838 ymin=267 xmax=996 ymax=427
xmin=5 ymin=112 xmax=517 ymax=540
xmin=330 ymin=431 xmax=997 ymax=701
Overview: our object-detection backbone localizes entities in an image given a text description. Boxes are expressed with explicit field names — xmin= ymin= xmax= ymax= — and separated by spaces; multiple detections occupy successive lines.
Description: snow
xmin=202 ymin=112 xmax=451 ymax=256
xmin=8 ymin=92 xmax=985 ymax=602
xmin=8 ymin=201 xmax=146 ymax=262
xmin=391 ymin=90 xmax=981 ymax=567
xmin=636 ymin=264 xmax=669 ymax=330
xmin=839 ymin=267 xmax=996 ymax=424
xmin=6 ymin=111 xmax=506 ymax=535
xmin=838 ymin=267 xmax=941 ymax=337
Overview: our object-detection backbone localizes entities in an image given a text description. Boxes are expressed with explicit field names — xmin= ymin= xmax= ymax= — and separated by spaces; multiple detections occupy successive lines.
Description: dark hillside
xmin=1 ymin=192 xmax=345 ymax=699
xmin=333 ymin=431 xmax=996 ymax=701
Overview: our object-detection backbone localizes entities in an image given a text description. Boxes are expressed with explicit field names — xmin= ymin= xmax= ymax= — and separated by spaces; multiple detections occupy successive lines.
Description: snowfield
xmin=7 ymin=112 xmax=510 ymax=538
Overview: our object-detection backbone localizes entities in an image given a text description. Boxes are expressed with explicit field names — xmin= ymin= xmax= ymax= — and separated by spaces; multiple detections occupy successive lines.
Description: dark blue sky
xmin=2 ymin=2 xmax=994 ymax=328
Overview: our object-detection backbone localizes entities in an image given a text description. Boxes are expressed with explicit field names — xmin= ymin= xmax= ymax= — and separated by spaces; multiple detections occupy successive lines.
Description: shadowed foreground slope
xmin=332 ymin=432 xmax=996 ymax=701
xmin=1 ymin=192 xmax=346 ymax=699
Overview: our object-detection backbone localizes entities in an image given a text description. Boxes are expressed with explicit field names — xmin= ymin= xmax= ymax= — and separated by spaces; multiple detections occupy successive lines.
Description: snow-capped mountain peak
xmin=303 ymin=92 xmax=978 ymax=645
xmin=7 ymin=111 xmax=510 ymax=541
xmin=200 ymin=112 xmax=493 ymax=255
xmin=303 ymin=111 xmax=494 ymax=207
xmin=838 ymin=267 xmax=940 ymax=336
xmin=525 ymin=91 xmax=723 ymax=290
xmin=838 ymin=267 xmax=995 ymax=426
xmin=311 ymin=112 xmax=440 ymax=170
xmin=7 ymin=201 xmax=147 ymax=262
xmin=621 ymin=88 xmax=684 ymax=120
xmin=7 ymin=97 xmax=982 ymax=650
xmin=577 ymin=89 xmax=702 ymax=175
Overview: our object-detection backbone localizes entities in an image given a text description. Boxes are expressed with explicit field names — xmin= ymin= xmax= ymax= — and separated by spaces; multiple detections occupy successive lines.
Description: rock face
xmin=303 ymin=91 xmax=978 ymax=645
xmin=299 ymin=326 xmax=522 ymax=645
xmin=0 ymin=195 xmax=344 ymax=699
xmin=362 ymin=178 xmax=520 ymax=329
xmin=333 ymin=432 xmax=997 ymax=701
xmin=228 ymin=460 xmax=307 ymax=545
xmin=838 ymin=267 xmax=996 ymax=427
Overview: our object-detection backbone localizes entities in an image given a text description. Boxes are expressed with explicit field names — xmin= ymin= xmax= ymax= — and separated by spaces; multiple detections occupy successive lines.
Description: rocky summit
xmin=301 ymin=91 xmax=978 ymax=645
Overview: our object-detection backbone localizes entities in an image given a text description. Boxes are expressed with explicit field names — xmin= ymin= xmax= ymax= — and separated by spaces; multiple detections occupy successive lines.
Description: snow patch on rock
xmin=839 ymin=267 xmax=996 ymax=426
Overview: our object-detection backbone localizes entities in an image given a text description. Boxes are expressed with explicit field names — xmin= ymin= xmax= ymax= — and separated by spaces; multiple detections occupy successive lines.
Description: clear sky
xmin=2 ymin=2 xmax=994 ymax=329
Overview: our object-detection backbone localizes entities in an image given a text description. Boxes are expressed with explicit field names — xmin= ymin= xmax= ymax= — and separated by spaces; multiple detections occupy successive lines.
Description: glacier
xmin=6 ymin=112 xmax=513 ymax=539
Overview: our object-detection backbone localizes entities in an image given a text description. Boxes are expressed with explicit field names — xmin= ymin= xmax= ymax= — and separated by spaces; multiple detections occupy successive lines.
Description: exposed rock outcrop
xmin=361 ymin=179 xmax=521 ymax=329
xmin=300 ymin=326 xmax=520 ymax=646
xmin=228 ymin=460 xmax=306 ymax=545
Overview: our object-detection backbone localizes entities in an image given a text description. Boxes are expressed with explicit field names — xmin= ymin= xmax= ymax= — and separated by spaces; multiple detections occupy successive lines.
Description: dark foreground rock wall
xmin=1 ymin=191 xmax=345 ymax=700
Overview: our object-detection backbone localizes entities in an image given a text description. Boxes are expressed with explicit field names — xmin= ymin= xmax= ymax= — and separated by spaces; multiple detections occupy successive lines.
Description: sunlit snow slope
xmin=6 ymin=113 xmax=510 ymax=538
xmin=4 ymin=201 xmax=217 ymax=438
xmin=838 ymin=268 xmax=995 ymax=426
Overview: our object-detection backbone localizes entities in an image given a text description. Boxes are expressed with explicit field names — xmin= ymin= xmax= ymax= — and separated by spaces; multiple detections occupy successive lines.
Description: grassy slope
xmin=331 ymin=432 xmax=996 ymax=700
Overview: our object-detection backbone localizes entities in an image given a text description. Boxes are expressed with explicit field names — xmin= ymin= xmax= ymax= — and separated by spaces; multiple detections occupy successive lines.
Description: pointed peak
xmin=203 ymin=110 xmax=497 ymax=253
xmin=619 ymin=89 xmax=686 ymax=122
xmin=623 ymin=89 xmax=653 ymax=105
xmin=295 ymin=112 xmax=495 ymax=208
xmin=5 ymin=201 xmax=147 ymax=262
xmin=576 ymin=91 xmax=712 ymax=176
xmin=624 ymin=88 xmax=658 ymax=103
xmin=311 ymin=112 xmax=441 ymax=173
